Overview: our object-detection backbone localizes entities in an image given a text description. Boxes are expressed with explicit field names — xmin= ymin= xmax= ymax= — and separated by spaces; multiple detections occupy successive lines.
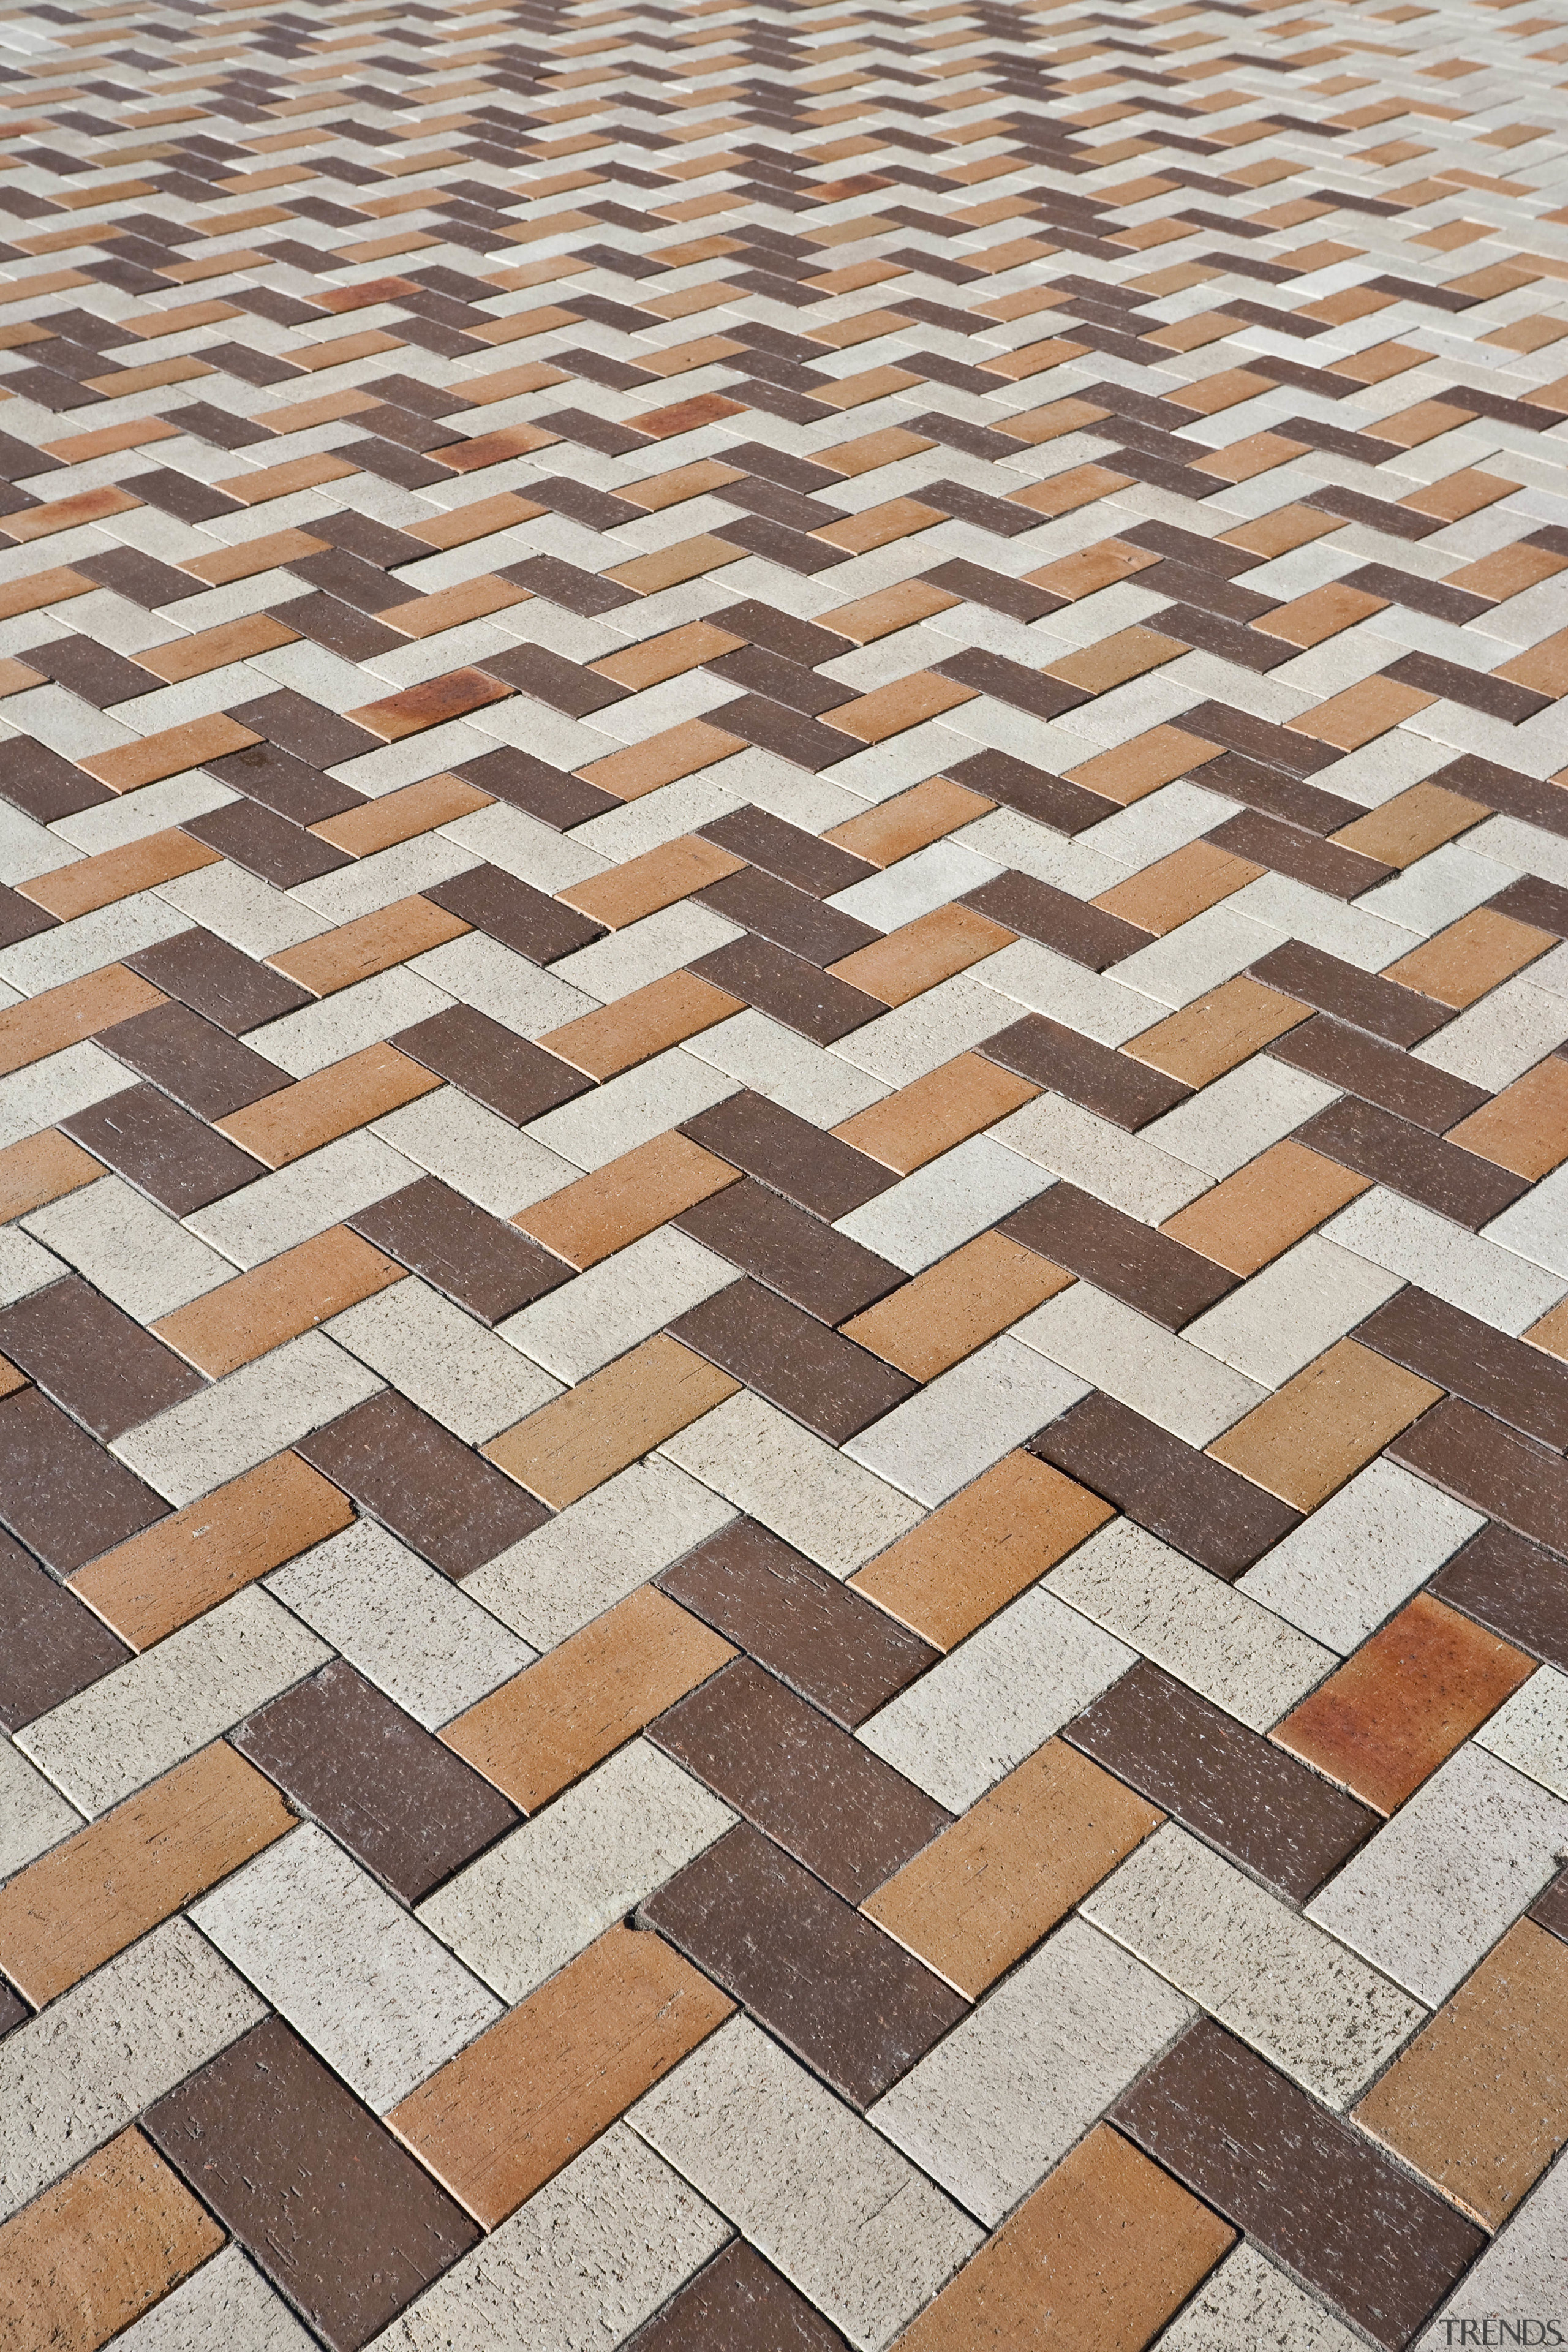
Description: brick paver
xmin=1 ymin=0 xmax=1567 ymax=2342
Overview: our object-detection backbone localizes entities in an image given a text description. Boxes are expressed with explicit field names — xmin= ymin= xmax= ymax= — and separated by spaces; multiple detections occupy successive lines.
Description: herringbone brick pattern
xmin=1 ymin=0 xmax=1567 ymax=2342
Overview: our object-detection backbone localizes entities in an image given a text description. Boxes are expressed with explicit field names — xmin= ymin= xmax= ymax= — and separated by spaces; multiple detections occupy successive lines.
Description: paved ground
xmin=1 ymin=0 xmax=1567 ymax=2342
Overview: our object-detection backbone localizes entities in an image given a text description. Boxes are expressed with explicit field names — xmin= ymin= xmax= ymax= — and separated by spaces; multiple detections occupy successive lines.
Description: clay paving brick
xmin=20 ymin=832 xmax=222 ymax=925
xmin=0 ymin=1275 xmax=204 ymax=1441
xmin=1160 ymin=1140 xmax=1370 ymax=1276
xmin=627 ymin=2239 xmax=848 ymax=2352
xmin=144 ymin=2016 xmax=481 ymax=2352
xmin=1126 ymin=976 xmax=1312 ymax=1088
xmin=1353 ymin=1918 xmax=1568 ymax=2228
xmin=442 ymin=1585 xmax=734 ymax=1814
xmin=1033 ymin=1394 xmax=1300 ymax=1581
xmin=78 ymin=713 xmax=261 ymax=793
xmin=1027 ymin=539 xmax=1163 ymax=603
xmin=1006 ymin=1183 xmax=1237 ymax=1332
xmin=964 ymin=871 xmax=1150 ymax=971
xmin=179 ymin=528 xmax=330 ymax=585
xmin=486 ymin=1335 xmax=740 ymax=1509
xmin=0 ymin=967 xmax=165 ymax=1080
xmin=0 ymin=1129 xmax=103 ymax=1223
xmin=62 ymin=1084 xmax=263 ymax=1218
xmin=235 ymin=1659 xmax=518 ymax=1906
xmin=224 ymin=453 xmax=361 ymax=503
xmin=386 ymin=1926 xmax=733 ymax=2231
xmin=0 ymin=1529 xmax=130 ymax=1732
xmin=1403 ymin=467 xmax=1518 ymax=522
xmin=69 ymin=1452 xmax=355 ymax=1650
xmin=592 ymin=621 xmax=747 ymax=692
xmin=1390 ymin=1398 xmax=1568 ymax=1562
xmin=828 ymin=905 xmax=1014 ymax=1008
xmin=217 ymin=1042 xmax=441 ymax=1169
xmin=1446 ymin=542 xmax=1568 ymax=602
xmin=393 ymin=1004 xmax=592 ymax=1126
xmin=1287 ymin=674 xmax=1437 ymax=752
xmin=1063 ymin=725 xmax=1223 ymax=807
xmin=1112 ymin=2021 xmax=1484 ymax=2351
xmin=297 ymin=1390 xmax=547 ymax=1580
xmin=1485 ymin=644 xmax=1568 ymax=706
xmin=559 ymin=834 xmax=745 ymax=930
xmin=683 ymin=1093 xmax=898 ymax=1220
xmin=0 ymin=2128 xmax=224 ymax=2352
xmin=134 ymin=613 xmax=301 ymax=685
xmin=623 ymin=461 xmax=748 ymax=515
xmin=1529 ymin=1300 xmax=1568 ymax=1365
xmin=864 ymin=1736 xmax=1163 ymax=1999
xmin=1385 ymin=907 xmax=1556 ymax=1010
xmin=1272 ymin=1592 xmax=1536 ymax=1814
xmin=1446 ymin=1056 xmax=1568 ymax=1181
xmin=350 ymin=1176 xmax=573 ymax=1324
xmin=699 ymin=866 xmax=879 ymax=969
xmin=1007 ymin=459 xmax=1134 ymax=517
xmin=641 ymin=1821 xmax=965 ymax=2109
xmin=1433 ymin=1523 xmax=1568 ymax=1675
xmin=1254 ymin=580 xmax=1389 ymax=646
xmin=658 ymin=1518 xmax=938 ymax=1732
xmin=1092 ymin=840 xmax=1264 ymax=937
xmin=1295 ymin=1093 xmax=1527 ymax=1228
xmin=0 ymin=1743 xmax=292 ymax=2005
xmin=540 ymin=973 xmax=744 ymax=1080
xmin=981 ymin=1013 xmax=1191 ymax=1129
xmin=1207 ymin=1337 xmax=1442 ymax=1512
xmin=424 ymin=862 xmax=606 ymax=967
xmin=670 ymin=1279 xmax=918 ymax=1446
xmin=1250 ymin=941 xmax=1449 ymax=1050
xmin=266 ymin=895 xmax=469 ymax=997
xmin=126 ymin=928 xmax=311 ymax=1037
xmin=820 ymin=579 xmax=962 ymax=644
xmin=675 ymin=1178 xmax=907 ymax=1325
xmin=154 ymin=1229 xmax=407 ymax=1381
xmin=823 ymin=777 xmax=995 ymax=869
xmin=1044 ymin=624 xmax=1186 ymax=696
xmin=347 ymin=669 xmax=513 ymax=741
xmin=651 ymin=1657 xmax=951 ymax=1905
xmin=309 ymin=771 xmax=492 ymax=856
xmin=1332 ymin=781 xmax=1489 ymax=870
xmin=576 ymin=721 xmax=745 ymax=802
xmin=606 ymin=535 xmax=747 ymax=595
xmin=693 ymin=933 xmax=886 ymax=1049
xmin=1532 ymin=1869 xmax=1568 ymax=1944
xmin=374 ymin=575 xmax=531 ymax=638
xmin=514 ymin=1131 xmax=742 ymax=1269
xmin=98 ymin=1000 xmax=289 ymax=1121
xmin=1065 ymin=1662 xmax=1374 ymax=1904
xmin=892 ymin=2122 xmax=1233 ymax=2352
xmin=1271 ymin=1014 xmax=1486 ymax=1136
xmin=832 ymin=1053 xmax=1041 ymax=1175
xmin=852 ymin=1452 xmax=1113 ymax=1651
xmin=1355 ymin=1287 xmax=1568 ymax=1450
xmin=0 ymin=1390 xmax=170 ymax=1577
xmin=0 ymin=566 xmax=96 ymax=622
xmin=842 ymin=1232 xmax=1071 ymax=1381
xmin=700 ymin=807 xmax=874 ymax=902
xmin=822 ymin=669 xmax=978 ymax=744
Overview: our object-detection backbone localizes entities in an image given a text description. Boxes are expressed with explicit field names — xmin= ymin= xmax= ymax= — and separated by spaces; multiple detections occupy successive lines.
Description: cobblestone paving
xmin=1 ymin=0 xmax=1568 ymax=2341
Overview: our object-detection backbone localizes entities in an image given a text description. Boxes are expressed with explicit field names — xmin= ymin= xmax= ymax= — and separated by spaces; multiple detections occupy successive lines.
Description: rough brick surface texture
xmin=0 ymin=0 xmax=1567 ymax=2342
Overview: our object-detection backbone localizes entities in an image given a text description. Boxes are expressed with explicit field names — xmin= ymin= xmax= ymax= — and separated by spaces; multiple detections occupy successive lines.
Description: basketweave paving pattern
xmin=2 ymin=0 xmax=1568 ymax=2338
